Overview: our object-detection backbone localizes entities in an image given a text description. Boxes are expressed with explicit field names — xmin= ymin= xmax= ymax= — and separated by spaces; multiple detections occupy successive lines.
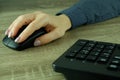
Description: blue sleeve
xmin=57 ymin=0 xmax=120 ymax=29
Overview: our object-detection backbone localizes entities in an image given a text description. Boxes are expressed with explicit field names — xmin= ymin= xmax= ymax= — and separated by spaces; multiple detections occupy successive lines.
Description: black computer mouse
xmin=2 ymin=25 xmax=46 ymax=51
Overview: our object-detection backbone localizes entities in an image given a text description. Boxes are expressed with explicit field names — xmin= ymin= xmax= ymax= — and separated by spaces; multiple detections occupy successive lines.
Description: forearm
xmin=57 ymin=0 xmax=120 ymax=29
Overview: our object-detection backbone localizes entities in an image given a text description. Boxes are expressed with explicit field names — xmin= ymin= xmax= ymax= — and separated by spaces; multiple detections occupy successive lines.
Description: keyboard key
xmin=78 ymin=40 xmax=87 ymax=46
xmin=66 ymin=52 xmax=77 ymax=58
xmin=89 ymin=52 xmax=100 ymax=56
xmin=66 ymin=45 xmax=83 ymax=58
xmin=86 ymin=42 xmax=96 ymax=47
xmin=96 ymin=44 xmax=104 ymax=49
xmin=97 ymin=57 xmax=108 ymax=64
xmin=102 ymin=49 xmax=113 ymax=54
xmin=111 ymin=60 xmax=120 ymax=65
xmin=86 ymin=55 xmax=97 ymax=62
xmin=107 ymin=64 xmax=118 ymax=71
xmin=92 ymin=48 xmax=102 ymax=52
xmin=105 ymin=45 xmax=115 ymax=50
xmin=79 ymin=50 xmax=89 ymax=55
xmin=114 ymin=56 xmax=120 ymax=60
xmin=76 ymin=54 xmax=87 ymax=60
xmin=83 ymin=47 xmax=92 ymax=51
xmin=100 ymin=53 xmax=110 ymax=58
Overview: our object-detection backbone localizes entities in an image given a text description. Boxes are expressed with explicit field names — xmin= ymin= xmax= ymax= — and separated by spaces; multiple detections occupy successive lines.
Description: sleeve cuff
xmin=56 ymin=6 xmax=87 ymax=29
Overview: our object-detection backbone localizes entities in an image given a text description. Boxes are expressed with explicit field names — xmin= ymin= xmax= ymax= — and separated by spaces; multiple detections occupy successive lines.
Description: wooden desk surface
xmin=1 ymin=1 xmax=120 ymax=80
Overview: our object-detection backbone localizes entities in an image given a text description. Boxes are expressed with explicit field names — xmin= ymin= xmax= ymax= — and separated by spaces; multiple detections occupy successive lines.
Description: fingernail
xmin=8 ymin=31 xmax=12 ymax=38
xmin=34 ymin=40 xmax=41 ymax=46
xmin=15 ymin=37 xmax=20 ymax=43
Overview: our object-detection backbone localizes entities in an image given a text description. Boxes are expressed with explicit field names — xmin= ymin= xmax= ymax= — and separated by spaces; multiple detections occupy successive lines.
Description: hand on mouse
xmin=5 ymin=11 xmax=71 ymax=46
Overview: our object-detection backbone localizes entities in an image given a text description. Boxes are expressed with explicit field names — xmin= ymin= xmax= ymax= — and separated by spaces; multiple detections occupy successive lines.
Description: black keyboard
xmin=52 ymin=39 xmax=120 ymax=80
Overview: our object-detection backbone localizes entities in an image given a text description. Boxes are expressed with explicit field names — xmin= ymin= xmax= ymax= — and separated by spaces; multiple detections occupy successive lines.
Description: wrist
xmin=57 ymin=14 xmax=72 ymax=30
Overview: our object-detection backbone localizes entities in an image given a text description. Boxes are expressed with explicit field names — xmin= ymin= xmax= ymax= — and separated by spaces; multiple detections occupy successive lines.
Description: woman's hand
xmin=5 ymin=11 xmax=71 ymax=46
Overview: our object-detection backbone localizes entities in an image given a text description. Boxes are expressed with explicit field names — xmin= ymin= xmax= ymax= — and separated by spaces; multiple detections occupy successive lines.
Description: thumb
xmin=34 ymin=29 xmax=65 ymax=46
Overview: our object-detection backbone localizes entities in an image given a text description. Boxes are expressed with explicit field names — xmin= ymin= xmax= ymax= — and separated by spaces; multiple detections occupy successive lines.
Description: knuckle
xmin=18 ymin=15 xmax=26 ymax=20
xmin=34 ymin=11 xmax=48 ymax=17
xmin=39 ymin=14 xmax=48 ymax=18
xmin=32 ymin=12 xmax=49 ymax=23
xmin=43 ymin=14 xmax=48 ymax=18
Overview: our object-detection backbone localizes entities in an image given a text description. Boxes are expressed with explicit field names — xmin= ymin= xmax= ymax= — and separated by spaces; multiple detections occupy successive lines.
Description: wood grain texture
xmin=0 ymin=0 xmax=120 ymax=80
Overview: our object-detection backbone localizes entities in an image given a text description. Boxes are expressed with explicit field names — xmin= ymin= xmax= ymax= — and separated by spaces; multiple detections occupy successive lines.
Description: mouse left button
xmin=3 ymin=36 xmax=19 ymax=50
xmin=2 ymin=36 xmax=10 ymax=46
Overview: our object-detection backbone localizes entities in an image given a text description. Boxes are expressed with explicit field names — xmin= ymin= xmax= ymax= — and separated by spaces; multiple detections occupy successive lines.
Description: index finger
xmin=7 ymin=13 xmax=35 ymax=37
